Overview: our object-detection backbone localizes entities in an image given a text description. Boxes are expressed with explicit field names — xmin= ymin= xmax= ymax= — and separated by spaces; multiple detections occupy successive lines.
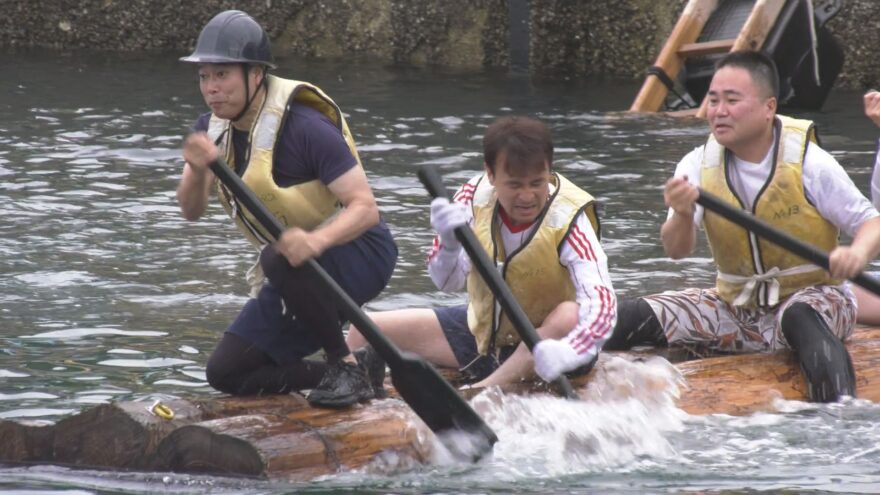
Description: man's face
xmin=198 ymin=64 xmax=258 ymax=120
xmin=706 ymin=66 xmax=776 ymax=153
xmin=486 ymin=152 xmax=551 ymax=226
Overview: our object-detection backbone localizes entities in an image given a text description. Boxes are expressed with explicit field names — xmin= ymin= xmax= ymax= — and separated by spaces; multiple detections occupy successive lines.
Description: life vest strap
xmin=717 ymin=264 xmax=824 ymax=307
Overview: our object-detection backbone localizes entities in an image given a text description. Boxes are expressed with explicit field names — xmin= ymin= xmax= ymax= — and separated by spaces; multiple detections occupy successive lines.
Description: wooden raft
xmin=1 ymin=325 xmax=879 ymax=480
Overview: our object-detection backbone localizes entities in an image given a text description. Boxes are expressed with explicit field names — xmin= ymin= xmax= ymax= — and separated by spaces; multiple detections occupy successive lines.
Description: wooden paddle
xmin=208 ymin=157 xmax=497 ymax=458
xmin=697 ymin=188 xmax=880 ymax=297
xmin=418 ymin=165 xmax=579 ymax=399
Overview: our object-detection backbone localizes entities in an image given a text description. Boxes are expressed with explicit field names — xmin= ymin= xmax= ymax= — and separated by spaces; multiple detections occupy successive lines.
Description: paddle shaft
xmin=418 ymin=165 xmax=578 ymax=399
xmin=697 ymin=189 xmax=880 ymax=297
xmin=208 ymin=159 xmax=408 ymax=366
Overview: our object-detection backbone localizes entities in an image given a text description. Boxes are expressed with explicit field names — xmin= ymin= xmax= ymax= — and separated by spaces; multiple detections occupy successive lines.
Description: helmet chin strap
xmin=231 ymin=64 xmax=268 ymax=123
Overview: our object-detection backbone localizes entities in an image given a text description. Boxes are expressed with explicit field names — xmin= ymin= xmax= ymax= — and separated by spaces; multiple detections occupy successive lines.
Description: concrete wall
xmin=3 ymin=0 xmax=877 ymax=89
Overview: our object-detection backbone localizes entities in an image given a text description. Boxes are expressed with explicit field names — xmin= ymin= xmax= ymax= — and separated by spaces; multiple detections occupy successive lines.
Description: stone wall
xmin=824 ymin=0 xmax=880 ymax=89
xmin=2 ymin=0 xmax=877 ymax=89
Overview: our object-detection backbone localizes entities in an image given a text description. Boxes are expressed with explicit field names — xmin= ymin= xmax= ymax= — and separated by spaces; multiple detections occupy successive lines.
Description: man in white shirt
xmin=605 ymin=51 xmax=880 ymax=402
xmin=855 ymin=90 xmax=880 ymax=325
xmin=346 ymin=116 xmax=617 ymax=388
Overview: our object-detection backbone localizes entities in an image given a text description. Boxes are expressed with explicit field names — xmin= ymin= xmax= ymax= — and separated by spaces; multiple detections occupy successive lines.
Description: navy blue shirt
xmin=192 ymin=94 xmax=398 ymax=361
xmin=192 ymin=99 xmax=394 ymax=243
xmin=193 ymin=102 xmax=358 ymax=187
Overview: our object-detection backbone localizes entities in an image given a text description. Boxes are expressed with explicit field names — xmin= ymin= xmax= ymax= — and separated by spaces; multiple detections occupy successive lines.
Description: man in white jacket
xmin=347 ymin=116 xmax=617 ymax=387
xmin=857 ymin=91 xmax=880 ymax=325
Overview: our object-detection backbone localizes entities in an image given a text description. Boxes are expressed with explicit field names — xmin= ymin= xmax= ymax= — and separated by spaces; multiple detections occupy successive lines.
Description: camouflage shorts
xmin=643 ymin=284 xmax=857 ymax=353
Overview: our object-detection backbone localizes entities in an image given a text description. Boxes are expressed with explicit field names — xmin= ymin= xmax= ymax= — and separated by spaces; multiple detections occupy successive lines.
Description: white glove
xmin=430 ymin=197 xmax=467 ymax=251
xmin=533 ymin=339 xmax=585 ymax=382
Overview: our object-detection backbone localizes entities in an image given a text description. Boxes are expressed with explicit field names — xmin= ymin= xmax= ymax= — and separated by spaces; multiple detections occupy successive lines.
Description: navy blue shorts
xmin=433 ymin=305 xmax=515 ymax=382
xmin=434 ymin=305 xmax=595 ymax=382
xmin=228 ymin=223 xmax=397 ymax=365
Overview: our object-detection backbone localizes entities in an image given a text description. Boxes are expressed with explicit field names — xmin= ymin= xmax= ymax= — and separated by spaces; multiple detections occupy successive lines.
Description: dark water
xmin=1 ymin=49 xmax=879 ymax=494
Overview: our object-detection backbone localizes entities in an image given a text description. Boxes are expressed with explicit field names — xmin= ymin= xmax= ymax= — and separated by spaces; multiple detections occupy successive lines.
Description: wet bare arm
xmin=178 ymin=132 xmax=218 ymax=221
xmin=275 ymin=165 xmax=380 ymax=266
xmin=829 ymin=216 xmax=880 ymax=279
xmin=660 ymin=176 xmax=699 ymax=258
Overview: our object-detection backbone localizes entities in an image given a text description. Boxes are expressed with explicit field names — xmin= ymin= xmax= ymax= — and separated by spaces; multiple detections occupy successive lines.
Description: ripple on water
xmin=73 ymin=395 xmax=116 ymax=405
xmin=561 ymin=159 xmax=605 ymax=171
xmin=358 ymin=143 xmax=418 ymax=152
xmin=90 ymin=181 xmax=129 ymax=190
xmin=432 ymin=116 xmax=466 ymax=128
xmin=57 ymin=131 xmax=93 ymax=139
xmin=153 ymin=379 xmax=208 ymax=388
xmin=0 ymin=180 xmax=50 ymax=190
xmin=97 ymin=357 xmax=196 ymax=368
xmin=417 ymin=155 xmax=469 ymax=166
xmin=664 ymin=399 xmax=880 ymax=491
xmin=15 ymin=271 xmax=97 ymax=288
xmin=179 ymin=369 xmax=207 ymax=382
xmin=0 ymin=370 xmax=30 ymax=378
xmin=0 ymin=392 xmax=58 ymax=401
xmin=22 ymin=327 xmax=167 ymax=340
xmin=107 ymin=348 xmax=144 ymax=355
xmin=82 ymin=171 xmax=128 ymax=179
xmin=123 ymin=292 xmax=248 ymax=307
xmin=0 ymin=408 xmax=77 ymax=420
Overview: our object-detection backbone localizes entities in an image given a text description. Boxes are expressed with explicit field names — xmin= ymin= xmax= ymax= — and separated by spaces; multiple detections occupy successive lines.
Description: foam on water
xmin=96 ymin=357 xmax=195 ymax=368
xmin=0 ymin=369 xmax=30 ymax=378
xmin=396 ymin=355 xmax=688 ymax=479
xmin=14 ymin=271 xmax=97 ymax=288
xmin=22 ymin=327 xmax=167 ymax=340
xmin=485 ymin=356 xmax=685 ymax=476
xmin=0 ymin=408 xmax=77 ymax=420
xmin=0 ymin=392 xmax=58 ymax=400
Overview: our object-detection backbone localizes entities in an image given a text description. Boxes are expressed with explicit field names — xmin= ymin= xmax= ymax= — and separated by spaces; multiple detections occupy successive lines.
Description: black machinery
xmin=673 ymin=0 xmax=844 ymax=111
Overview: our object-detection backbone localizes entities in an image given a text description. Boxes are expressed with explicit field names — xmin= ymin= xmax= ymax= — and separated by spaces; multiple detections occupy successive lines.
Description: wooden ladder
xmin=629 ymin=0 xmax=786 ymax=118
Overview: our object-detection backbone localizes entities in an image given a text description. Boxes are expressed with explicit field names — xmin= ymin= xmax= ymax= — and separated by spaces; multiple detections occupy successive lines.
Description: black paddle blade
xmin=389 ymin=352 xmax=497 ymax=461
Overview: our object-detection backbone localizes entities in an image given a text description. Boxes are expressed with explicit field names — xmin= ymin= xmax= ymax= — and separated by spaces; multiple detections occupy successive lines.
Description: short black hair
xmin=715 ymin=50 xmax=779 ymax=99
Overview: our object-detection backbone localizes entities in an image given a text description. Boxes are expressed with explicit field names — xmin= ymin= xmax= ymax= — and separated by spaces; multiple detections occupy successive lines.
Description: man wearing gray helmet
xmin=177 ymin=10 xmax=397 ymax=408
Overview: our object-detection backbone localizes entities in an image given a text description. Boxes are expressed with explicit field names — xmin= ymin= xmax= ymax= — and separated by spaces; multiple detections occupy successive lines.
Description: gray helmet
xmin=180 ymin=10 xmax=276 ymax=69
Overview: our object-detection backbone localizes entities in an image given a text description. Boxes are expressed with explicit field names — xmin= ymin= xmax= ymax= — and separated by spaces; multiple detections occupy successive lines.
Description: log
xmin=0 ymin=419 xmax=52 ymax=463
xmin=52 ymin=400 xmax=203 ymax=469
xmin=457 ymin=326 xmax=880 ymax=415
xmin=0 ymin=394 xmax=431 ymax=480
xmin=1 ymin=325 xmax=878 ymax=480
xmin=0 ymin=400 xmax=199 ymax=469
xmin=674 ymin=326 xmax=880 ymax=415
xmin=153 ymin=398 xmax=429 ymax=479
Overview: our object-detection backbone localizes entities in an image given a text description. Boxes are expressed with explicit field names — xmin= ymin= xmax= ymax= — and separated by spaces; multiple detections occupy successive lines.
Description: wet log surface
xmin=0 ymin=393 xmax=429 ymax=481
xmin=1 ymin=326 xmax=878 ymax=480
xmin=673 ymin=326 xmax=880 ymax=415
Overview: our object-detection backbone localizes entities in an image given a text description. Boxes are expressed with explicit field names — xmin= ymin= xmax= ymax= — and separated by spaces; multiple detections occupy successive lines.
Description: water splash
xmin=467 ymin=355 xmax=686 ymax=477
xmin=384 ymin=355 xmax=688 ymax=480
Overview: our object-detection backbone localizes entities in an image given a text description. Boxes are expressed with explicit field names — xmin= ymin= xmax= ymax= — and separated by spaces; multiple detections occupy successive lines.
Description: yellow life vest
xmin=210 ymin=75 xmax=362 ymax=248
xmin=701 ymin=114 xmax=840 ymax=308
xmin=467 ymin=172 xmax=600 ymax=355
